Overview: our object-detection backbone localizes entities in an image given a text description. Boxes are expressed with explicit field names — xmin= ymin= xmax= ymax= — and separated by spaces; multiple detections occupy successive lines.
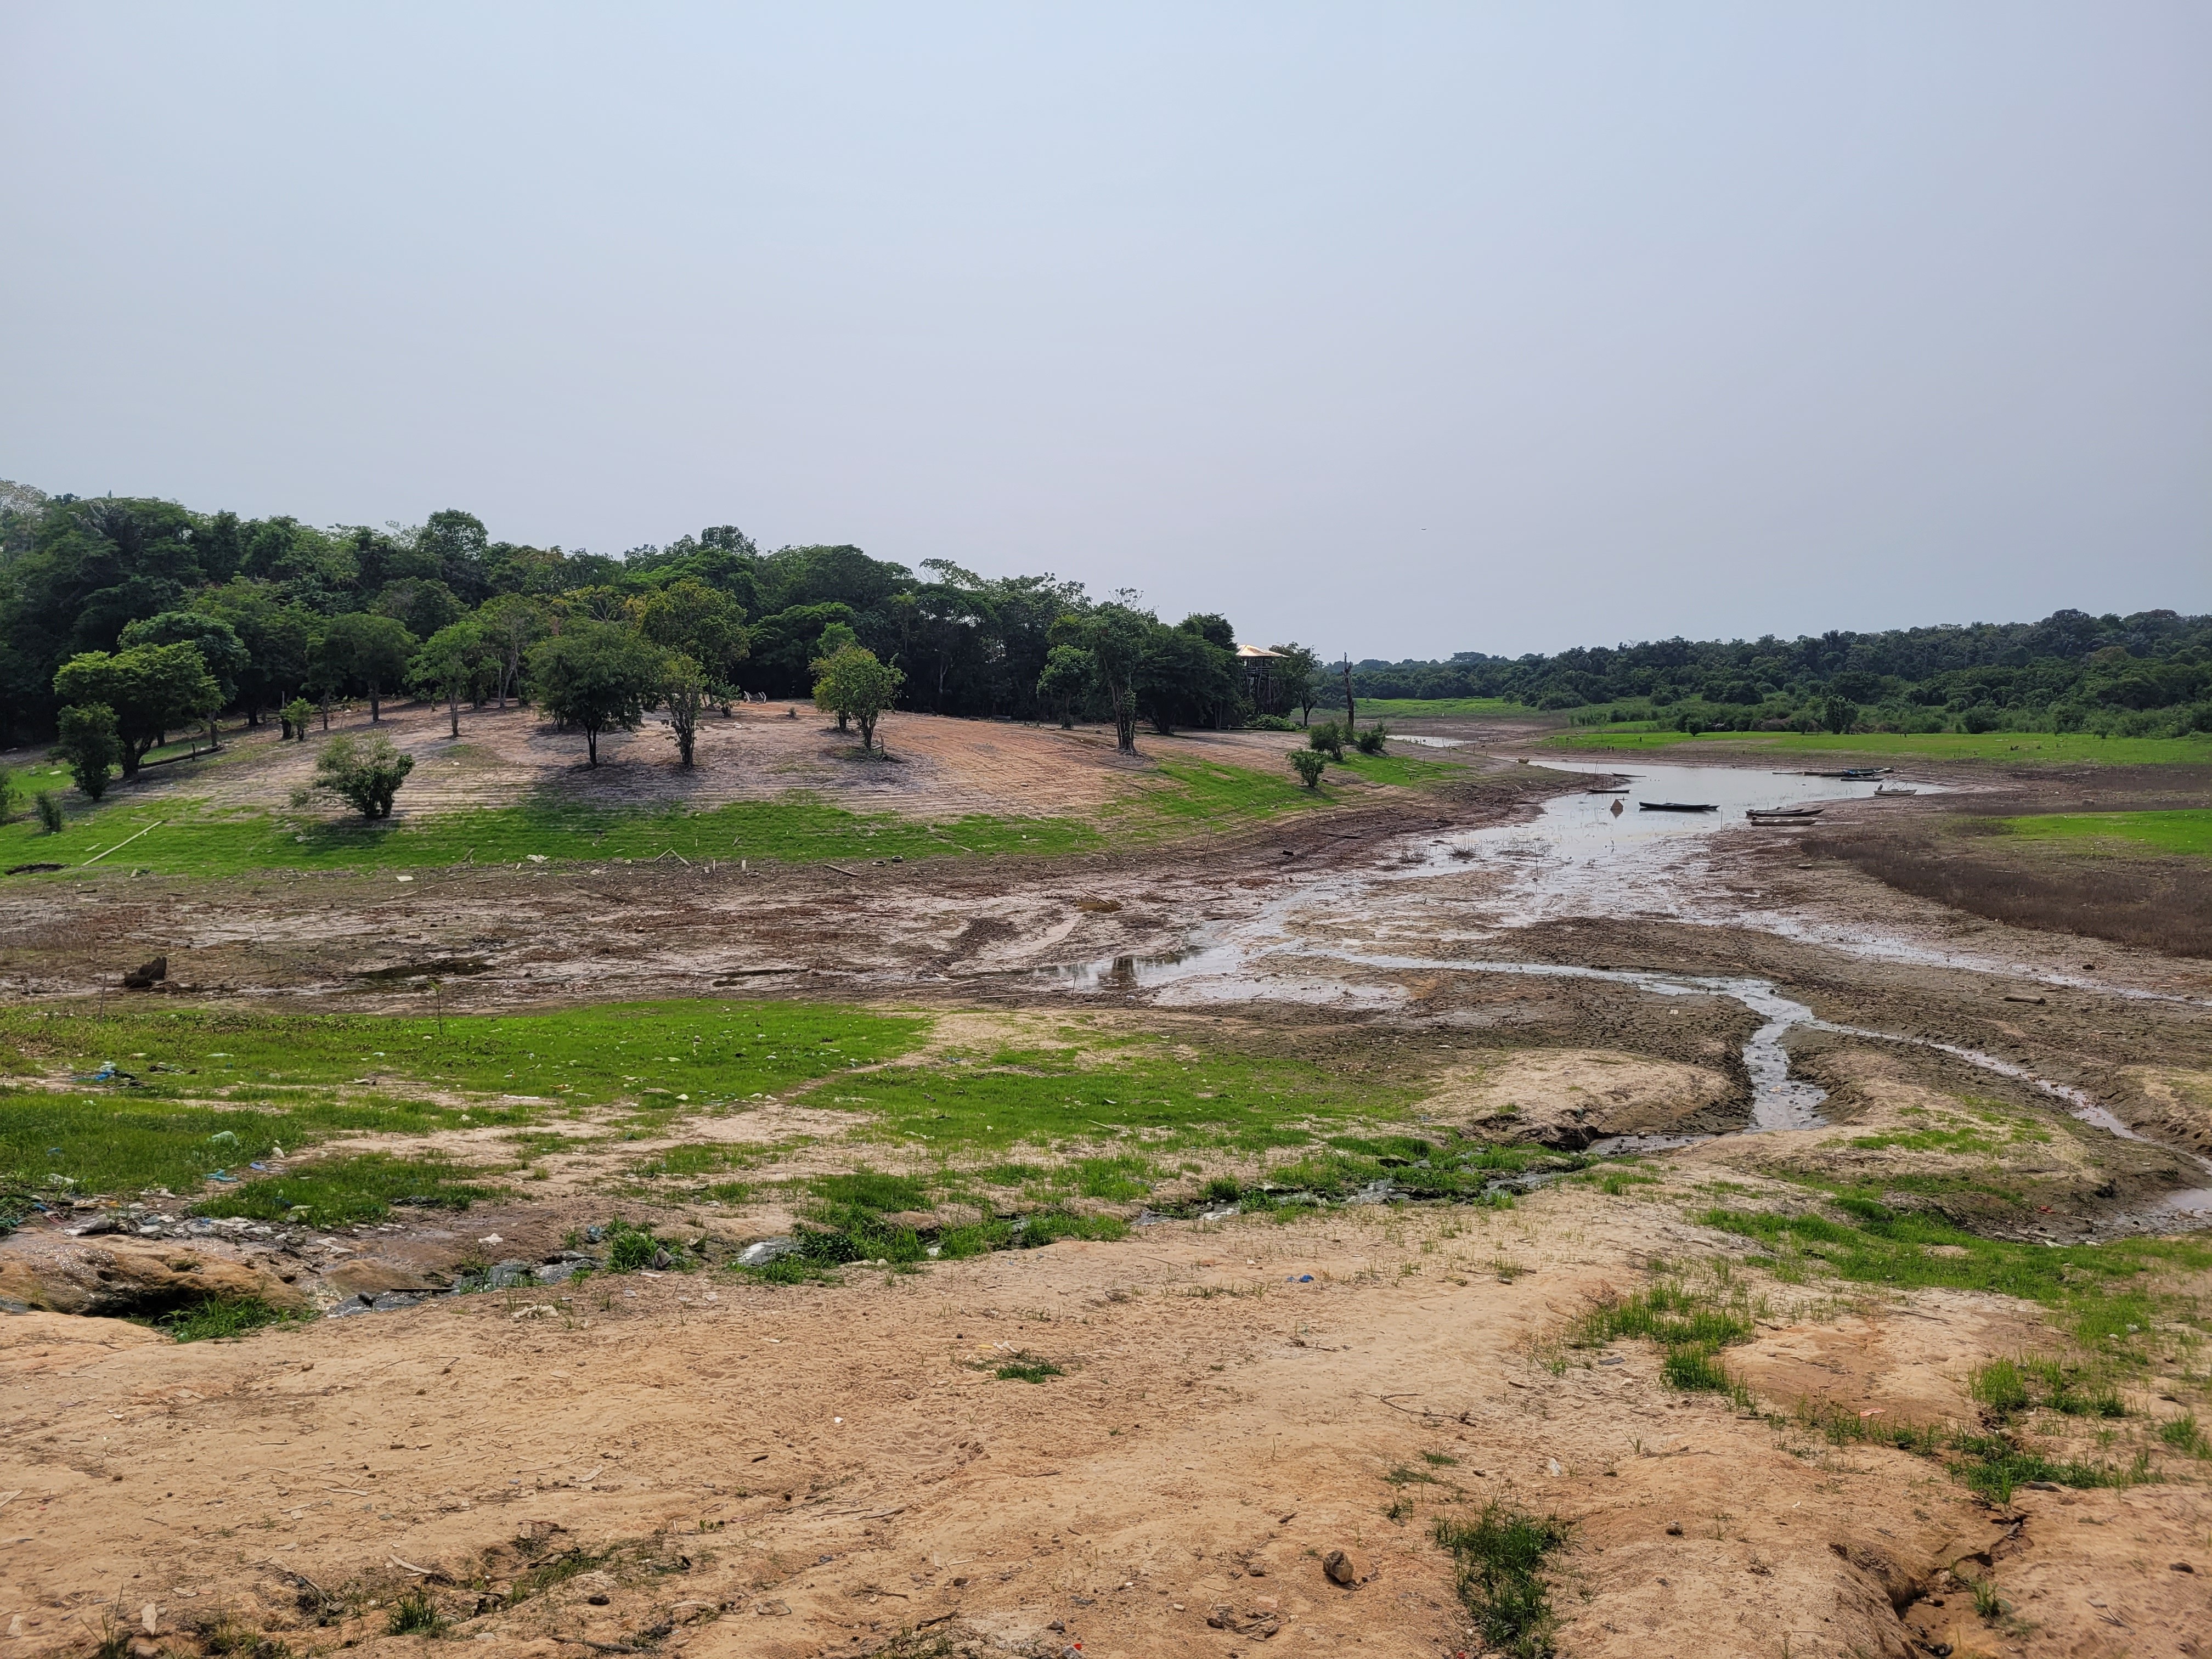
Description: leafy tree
xmin=52 ymin=644 xmax=221 ymax=777
xmin=661 ymin=653 xmax=709 ymax=767
xmin=1822 ymin=696 xmax=1858 ymax=735
xmin=55 ymin=703 xmax=120 ymax=799
xmin=1036 ymin=644 xmax=1096 ymax=729
xmin=118 ymin=611 xmax=250 ymax=703
xmin=636 ymin=578 xmax=749 ymax=693
xmin=410 ymin=620 xmax=488 ymax=739
xmin=476 ymin=594 xmax=544 ymax=708
xmin=313 ymin=731 xmax=414 ymax=818
xmin=1271 ymin=642 xmax=1322 ymax=726
xmin=378 ymin=577 xmax=465 ymax=640
xmin=280 ymin=696 xmax=315 ymax=741
xmin=317 ymin=612 xmax=416 ymax=723
xmin=528 ymin=622 xmax=664 ymax=765
xmin=1139 ymin=623 xmax=1237 ymax=735
xmin=811 ymin=644 xmax=904 ymax=753
xmin=419 ymin=509 xmax=492 ymax=603
xmin=193 ymin=581 xmax=315 ymax=722
xmin=1049 ymin=604 xmax=1154 ymax=753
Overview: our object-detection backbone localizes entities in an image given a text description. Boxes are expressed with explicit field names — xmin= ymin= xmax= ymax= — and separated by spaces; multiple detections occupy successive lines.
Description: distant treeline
xmin=1351 ymin=610 xmax=2212 ymax=737
xmin=0 ymin=482 xmax=1324 ymax=749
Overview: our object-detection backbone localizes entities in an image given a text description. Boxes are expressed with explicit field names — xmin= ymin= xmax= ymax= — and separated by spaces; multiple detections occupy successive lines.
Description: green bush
xmin=281 ymin=697 xmax=315 ymax=740
xmin=1307 ymin=721 xmax=1345 ymax=760
xmin=32 ymin=791 xmax=63 ymax=834
xmin=55 ymin=703 xmax=120 ymax=800
xmin=1290 ymin=749 xmax=1327 ymax=789
xmin=1353 ymin=723 xmax=1389 ymax=755
xmin=313 ymin=732 xmax=414 ymax=819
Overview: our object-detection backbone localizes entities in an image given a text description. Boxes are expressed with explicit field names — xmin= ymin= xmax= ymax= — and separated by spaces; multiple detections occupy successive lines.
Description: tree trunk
xmin=1341 ymin=662 xmax=1356 ymax=731
xmin=320 ymin=692 xmax=332 ymax=732
xmin=369 ymin=684 xmax=382 ymax=723
xmin=858 ymin=712 xmax=877 ymax=752
xmin=585 ymin=725 xmax=599 ymax=765
xmin=448 ymin=689 xmax=460 ymax=739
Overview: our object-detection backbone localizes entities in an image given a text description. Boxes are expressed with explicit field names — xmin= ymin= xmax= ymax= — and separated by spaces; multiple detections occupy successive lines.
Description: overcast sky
xmin=4 ymin=4 xmax=2207 ymax=659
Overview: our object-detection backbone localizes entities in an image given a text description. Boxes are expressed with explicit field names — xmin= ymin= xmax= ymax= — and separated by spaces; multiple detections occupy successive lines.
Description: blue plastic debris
xmin=207 ymin=1170 xmax=236 ymax=1182
xmin=248 ymin=1162 xmax=268 ymax=1171
xmin=1287 ymin=1273 xmax=1315 ymax=1283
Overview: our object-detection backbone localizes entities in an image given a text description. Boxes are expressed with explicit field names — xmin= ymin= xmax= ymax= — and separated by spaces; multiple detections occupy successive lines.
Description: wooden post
xmin=1341 ymin=659 xmax=1357 ymax=731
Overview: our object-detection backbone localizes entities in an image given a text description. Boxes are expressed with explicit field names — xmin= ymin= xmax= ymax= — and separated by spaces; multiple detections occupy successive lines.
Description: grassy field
xmin=1345 ymin=697 xmax=1544 ymax=721
xmin=0 ymin=996 xmax=1580 ymax=1231
xmin=2001 ymin=809 xmax=2212 ymax=857
xmin=1547 ymin=729 xmax=2212 ymax=766
xmin=0 ymin=749 xmax=1457 ymax=882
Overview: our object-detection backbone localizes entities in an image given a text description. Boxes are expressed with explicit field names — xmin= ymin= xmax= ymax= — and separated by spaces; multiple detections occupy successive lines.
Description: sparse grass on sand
xmin=1545 ymin=729 xmax=2212 ymax=766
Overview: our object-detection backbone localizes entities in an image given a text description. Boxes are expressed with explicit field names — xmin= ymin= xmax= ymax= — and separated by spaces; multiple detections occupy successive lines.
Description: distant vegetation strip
xmin=1544 ymin=728 xmax=2212 ymax=767
xmin=1348 ymin=607 xmax=2212 ymax=741
xmin=2000 ymin=809 xmax=2212 ymax=857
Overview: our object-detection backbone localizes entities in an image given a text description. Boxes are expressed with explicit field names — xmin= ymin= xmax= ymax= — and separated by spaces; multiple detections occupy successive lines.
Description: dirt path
xmin=9 ymin=1192 xmax=2202 ymax=1659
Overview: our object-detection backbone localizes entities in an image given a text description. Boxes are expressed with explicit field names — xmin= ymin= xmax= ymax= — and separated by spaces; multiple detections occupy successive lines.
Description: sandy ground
xmin=3 ymin=717 xmax=2210 ymax=1659
xmin=5 ymin=1192 xmax=2205 ymax=1659
xmin=3 ymin=702 xmax=1330 ymax=823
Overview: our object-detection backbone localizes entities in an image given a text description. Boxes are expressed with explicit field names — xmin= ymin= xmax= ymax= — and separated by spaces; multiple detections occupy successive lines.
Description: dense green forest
xmin=1352 ymin=610 xmax=2212 ymax=737
xmin=0 ymin=482 xmax=1321 ymax=760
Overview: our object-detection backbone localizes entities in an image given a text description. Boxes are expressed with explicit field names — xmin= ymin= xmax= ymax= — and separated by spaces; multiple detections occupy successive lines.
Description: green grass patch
xmin=837 ymin=1039 xmax=1417 ymax=1155
xmin=0 ymin=998 xmax=928 ymax=1201
xmin=995 ymin=1353 xmax=1063 ymax=1383
xmin=194 ymin=1152 xmax=506 ymax=1228
xmin=2000 ymin=809 xmax=2212 ymax=858
xmin=155 ymin=1294 xmax=304 ymax=1343
xmin=1547 ymin=729 xmax=2212 ymax=767
xmin=0 ymin=791 xmax=1111 ymax=879
xmin=1432 ymin=1501 xmax=1574 ymax=1659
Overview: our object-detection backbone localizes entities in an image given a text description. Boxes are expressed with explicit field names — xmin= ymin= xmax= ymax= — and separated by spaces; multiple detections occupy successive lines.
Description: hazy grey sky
xmin=4 ymin=3 xmax=2207 ymax=658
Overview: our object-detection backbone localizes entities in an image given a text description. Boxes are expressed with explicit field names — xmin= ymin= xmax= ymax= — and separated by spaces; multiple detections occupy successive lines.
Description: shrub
xmin=1290 ymin=749 xmax=1327 ymax=789
xmin=281 ymin=696 xmax=315 ymax=740
xmin=1307 ymin=721 xmax=1345 ymax=760
xmin=32 ymin=791 xmax=64 ymax=835
xmin=313 ymin=732 xmax=414 ymax=818
xmin=1353 ymin=723 xmax=1389 ymax=755
xmin=55 ymin=703 xmax=120 ymax=800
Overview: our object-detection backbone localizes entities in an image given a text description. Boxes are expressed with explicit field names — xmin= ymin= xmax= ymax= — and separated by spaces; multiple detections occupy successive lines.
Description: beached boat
xmin=1746 ymin=807 xmax=1822 ymax=819
xmin=1639 ymin=802 xmax=1717 ymax=812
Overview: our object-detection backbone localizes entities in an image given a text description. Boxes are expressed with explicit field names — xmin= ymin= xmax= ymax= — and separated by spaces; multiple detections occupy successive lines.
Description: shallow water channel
xmin=1041 ymin=758 xmax=2212 ymax=1214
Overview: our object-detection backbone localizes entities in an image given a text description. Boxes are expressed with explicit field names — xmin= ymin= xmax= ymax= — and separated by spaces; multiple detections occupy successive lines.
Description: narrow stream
xmin=1037 ymin=758 xmax=2212 ymax=1217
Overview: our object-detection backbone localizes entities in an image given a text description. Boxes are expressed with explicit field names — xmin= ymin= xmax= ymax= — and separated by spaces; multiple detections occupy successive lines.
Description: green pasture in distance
xmin=1547 ymin=729 xmax=2212 ymax=767
xmin=1345 ymin=697 xmax=1545 ymax=720
xmin=2000 ymin=809 xmax=2212 ymax=857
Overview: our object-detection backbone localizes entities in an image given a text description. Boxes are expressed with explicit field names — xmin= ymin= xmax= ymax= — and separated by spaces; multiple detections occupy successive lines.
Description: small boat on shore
xmin=1874 ymin=786 xmax=1918 ymax=797
xmin=1746 ymin=807 xmax=1822 ymax=820
xmin=1584 ymin=788 xmax=1629 ymax=795
xmin=1800 ymin=767 xmax=1894 ymax=779
xmin=1639 ymin=801 xmax=1717 ymax=812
